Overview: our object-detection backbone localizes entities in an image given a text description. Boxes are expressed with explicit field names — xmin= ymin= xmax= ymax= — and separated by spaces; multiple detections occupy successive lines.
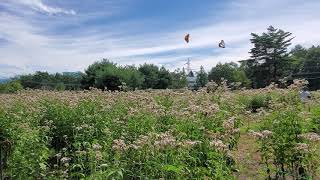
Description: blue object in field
xmin=300 ymin=90 xmax=311 ymax=102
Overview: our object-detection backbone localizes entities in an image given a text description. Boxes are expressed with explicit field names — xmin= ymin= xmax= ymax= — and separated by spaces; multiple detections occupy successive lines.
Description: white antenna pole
xmin=186 ymin=58 xmax=191 ymax=73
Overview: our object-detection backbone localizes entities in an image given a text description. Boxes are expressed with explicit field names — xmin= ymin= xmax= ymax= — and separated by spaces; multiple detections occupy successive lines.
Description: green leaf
xmin=163 ymin=164 xmax=184 ymax=173
xmin=39 ymin=163 xmax=46 ymax=170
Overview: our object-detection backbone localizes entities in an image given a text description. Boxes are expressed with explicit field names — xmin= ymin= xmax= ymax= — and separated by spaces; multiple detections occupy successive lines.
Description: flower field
xmin=1 ymin=83 xmax=320 ymax=179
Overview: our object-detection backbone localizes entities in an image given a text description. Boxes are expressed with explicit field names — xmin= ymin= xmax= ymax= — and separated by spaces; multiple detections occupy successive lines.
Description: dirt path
xmin=233 ymin=133 xmax=264 ymax=180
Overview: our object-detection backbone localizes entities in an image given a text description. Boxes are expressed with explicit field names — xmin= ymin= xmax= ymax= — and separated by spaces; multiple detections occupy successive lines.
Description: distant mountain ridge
xmin=0 ymin=78 xmax=10 ymax=84
xmin=0 ymin=71 xmax=83 ymax=84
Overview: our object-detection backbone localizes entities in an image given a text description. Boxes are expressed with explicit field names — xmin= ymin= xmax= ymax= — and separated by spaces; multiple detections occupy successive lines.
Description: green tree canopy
xmin=289 ymin=45 xmax=320 ymax=90
xmin=156 ymin=67 xmax=172 ymax=89
xmin=196 ymin=66 xmax=208 ymax=88
xmin=20 ymin=71 xmax=82 ymax=90
xmin=0 ymin=80 xmax=23 ymax=93
xmin=208 ymin=62 xmax=250 ymax=88
xmin=169 ymin=68 xmax=187 ymax=89
xmin=245 ymin=26 xmax=294 ymax=88
xmin=82 ymin=59 xmax=144 ymax=91
xmin=138 ymin=64 xmax=160 ymax=89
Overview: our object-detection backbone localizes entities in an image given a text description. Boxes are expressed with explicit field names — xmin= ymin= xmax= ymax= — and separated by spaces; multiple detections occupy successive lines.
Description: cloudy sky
xmin=0 ymin=0 xmax=320 ymax=78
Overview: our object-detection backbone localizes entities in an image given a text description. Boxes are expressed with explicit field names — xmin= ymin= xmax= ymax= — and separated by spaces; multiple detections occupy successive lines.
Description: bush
xmin=248 ymin=94 xmax=271 ymax=112
xmin=82 ymin=60 xmax=144 ymax=91
xmin=251 ymin=110 xmax=317 ymax=179
xmin=311 ymin=106 xmax=320 ymax=133
xmin=0 ymin=80 xmax=23 ymax=93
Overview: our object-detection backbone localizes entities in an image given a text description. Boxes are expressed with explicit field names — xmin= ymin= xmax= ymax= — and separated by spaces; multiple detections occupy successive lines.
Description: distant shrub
xmin=0 ymin=80 xmax=23 ymax=93
xmin=55 ymin=82 xmax=66 ymax=91
xmin=248 ymin=94 xmax=271 ymax=112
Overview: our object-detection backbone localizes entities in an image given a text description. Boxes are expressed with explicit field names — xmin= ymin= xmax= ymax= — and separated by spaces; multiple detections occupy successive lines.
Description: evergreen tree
xmin=156 ymin=67 xmax=172 ymax=89
xmin=196 ymin=66 xmax=208 ymax=87
xmin=247 ymin=26 xmax=294 ymax=87
xmin=138 ymin=64 xmax=159 ymax=89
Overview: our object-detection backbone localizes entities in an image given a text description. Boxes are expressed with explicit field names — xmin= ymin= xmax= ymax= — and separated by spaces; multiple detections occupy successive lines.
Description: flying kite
xmin=219 ymin=40 xmax=225 ymax=48
xmin=184 ymin=34 xmax=190 ymax=43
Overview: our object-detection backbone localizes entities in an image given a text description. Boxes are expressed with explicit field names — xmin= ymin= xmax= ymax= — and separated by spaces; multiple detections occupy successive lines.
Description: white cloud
xmin=13 ymin=0 xmax=76 ymax=15
xmin=0 ymin=0 xmax=320 ymax=77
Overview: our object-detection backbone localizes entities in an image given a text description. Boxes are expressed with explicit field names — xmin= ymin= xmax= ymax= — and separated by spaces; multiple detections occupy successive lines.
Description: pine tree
xmin=249 ymin=26 xmax=294 ymax=87
xmin=196 ymin=66 xmax=208 ymax=87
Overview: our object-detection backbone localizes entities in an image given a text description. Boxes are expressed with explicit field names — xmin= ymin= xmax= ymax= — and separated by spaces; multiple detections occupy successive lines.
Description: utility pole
xmin=186 ymin=58 xmax=191 ymax=74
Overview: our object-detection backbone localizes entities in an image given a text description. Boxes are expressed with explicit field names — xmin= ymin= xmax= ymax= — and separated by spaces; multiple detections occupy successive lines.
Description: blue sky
xmin=0 ymin=0 xmax=320 ymax=78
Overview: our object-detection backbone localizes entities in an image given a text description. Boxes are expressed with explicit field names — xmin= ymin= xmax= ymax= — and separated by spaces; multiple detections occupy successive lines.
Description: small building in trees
xmin=186 ymin=71 xmax=197 ymax=89
xmin=185 ymin=59 xmax=198 ymax=90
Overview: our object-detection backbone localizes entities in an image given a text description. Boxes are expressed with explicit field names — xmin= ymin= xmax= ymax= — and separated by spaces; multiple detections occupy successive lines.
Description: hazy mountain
xmin=0 ymin=78 xmax=10 ymax=84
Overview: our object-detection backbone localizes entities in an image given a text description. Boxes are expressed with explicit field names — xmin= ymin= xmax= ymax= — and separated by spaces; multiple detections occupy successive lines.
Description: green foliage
xmin=311 ymin=106 xmax=320 ymax=134
xmin=232 ymin=70 xmax=251 ymax=88
xmin=19 ymin=71 xmax=82 ymax=90
xmin=95 ymin=65 xmax=120 ymax=90
xmin=209 ymin=62 xmax=237 ymax=84
xmin=156 ymin=67 xmax=172 ymax=89
xmin=138 ymin=64 xmax=175 ymax=89
xmin=0 ymin=105 xmax=50 ymax=179
xmin=121 ymin=65 xmax=145 ymax=90
xmin=0 ymin=91 xmax=239 ymax=179
xmin=208 ymin=62 xmax=251 ymax=88
xmin=82 ymin=60 xmax=144 ymax=91
xmin=169 ymin=68 xmax=187 ymax=89
xmin=0 ymin=80 xmax=23 ymax=93
xmin=290 ymin=45 xmax=320 ymax=90
xmin=289 ymin=45 xmax=308 ymax=73
xmin=302 ymin=46 xmax=320 ymax=73
xmin=138 ymin=63 xmax=160 ymax=89
xmin=255 ymin=110 xmax=311 ymax=179
xmin=1 ymin=87 xmax=320 ymax=179
xmin=196 ymin=66 xmax=208 ymax=88
xmin=55 ymin=82 xmax=65 ymax=91
xmin=241 ymin=43 xmax=320 ymax=90
xmin=248 ymin=94 xmax=271 ymax=112
xmin=242 ymin=26 xmax=294 ymax=88
xmin=81 ymin=60 xmax=182 ymax=91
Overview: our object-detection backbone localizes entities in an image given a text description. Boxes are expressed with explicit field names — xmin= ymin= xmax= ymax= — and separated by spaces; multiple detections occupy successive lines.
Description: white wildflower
xmin=112 ymin=139 xmax=127 ymax=152
xmin=261 ymin=130 xmax=273 ymax=138
xmin=210 ymin=139 xmax=228 ymax=152
xmin=61 ymin=157 xmax=71 ymax=163
xmin=248 ymin=130 xmax=263 ymax=139
xmin=295 ymin=143 xmax=309 ymax=153
xmin=93 ymin=143 xmax=102 ymax=151
xmin=298 ymin=133 xmax=320 ymax=142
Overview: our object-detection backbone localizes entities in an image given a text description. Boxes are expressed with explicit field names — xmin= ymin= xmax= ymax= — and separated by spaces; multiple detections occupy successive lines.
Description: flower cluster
xmin=298 ymin=132 xmax=320 ymax=142
xmin=209 ymin=139 xmax=228 ymax=152
xmin=154 ymin=132 xmax=177 ymax=149
xmin=112 ymin=139 xmax=128 ymax=152
xmin=294 ymin=143 xmax=309 ymax=153
xmin=248 ymin=130 xmax=273 ymax=139
xmin=288 ymin=79 xmax=309 ymax=90
xmin=1 ymin=84 xmax=319 ymax=179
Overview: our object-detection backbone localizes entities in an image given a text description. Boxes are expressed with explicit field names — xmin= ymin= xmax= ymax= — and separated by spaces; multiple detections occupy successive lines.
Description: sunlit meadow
xmin=0 ymin=80 xmax=320 ymax=179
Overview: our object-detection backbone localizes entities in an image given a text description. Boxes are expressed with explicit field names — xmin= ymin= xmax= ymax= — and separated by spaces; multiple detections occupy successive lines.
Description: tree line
xmin=1 ymin=26 xmax=320 ymax=93
xmin=241 ymin=26 xmax=320 ymax=89
xmin=80 ymin=61 xmax=188 ymax=91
